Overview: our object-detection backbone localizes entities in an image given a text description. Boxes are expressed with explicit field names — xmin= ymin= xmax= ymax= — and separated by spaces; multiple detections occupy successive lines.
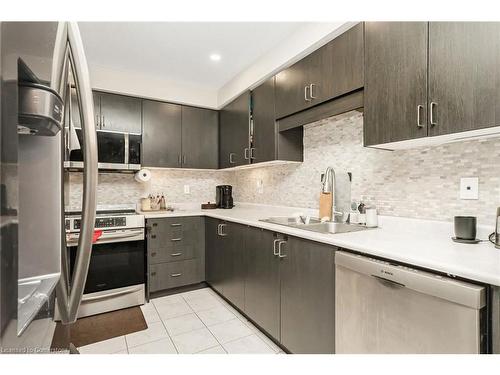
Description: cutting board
xmin=319 ymin=192 xmax=333 ymax=220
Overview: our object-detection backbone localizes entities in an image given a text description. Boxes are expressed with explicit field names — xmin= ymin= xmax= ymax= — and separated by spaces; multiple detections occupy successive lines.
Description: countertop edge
xmin=140 ymin=210 xmax=500 ymax=287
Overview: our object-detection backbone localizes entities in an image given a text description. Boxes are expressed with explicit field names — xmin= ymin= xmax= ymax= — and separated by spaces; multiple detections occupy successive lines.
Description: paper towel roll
xmin=134 ymin=168 xmax=151 ymax=183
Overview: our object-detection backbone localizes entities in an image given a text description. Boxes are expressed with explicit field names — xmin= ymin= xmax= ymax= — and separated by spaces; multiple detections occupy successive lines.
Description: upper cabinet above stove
xmin=71 ymin=90 xmax=142 ymax=134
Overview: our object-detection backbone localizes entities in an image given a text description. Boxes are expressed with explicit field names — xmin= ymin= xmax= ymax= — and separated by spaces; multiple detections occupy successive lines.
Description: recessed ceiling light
xmin=210 ymin=53 xmax=221 ymax=62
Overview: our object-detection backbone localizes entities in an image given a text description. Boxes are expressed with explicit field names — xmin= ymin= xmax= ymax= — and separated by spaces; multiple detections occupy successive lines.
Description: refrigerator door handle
xmin=56 ymin=22 xmax=98 ymax=324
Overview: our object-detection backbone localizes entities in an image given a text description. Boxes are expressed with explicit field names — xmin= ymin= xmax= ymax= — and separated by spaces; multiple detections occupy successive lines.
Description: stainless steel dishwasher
xmin=335 ymin=251 xmax=486 ymax=354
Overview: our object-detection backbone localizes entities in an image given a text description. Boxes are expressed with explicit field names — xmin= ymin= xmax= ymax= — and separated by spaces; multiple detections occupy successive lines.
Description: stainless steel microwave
xmin=64 ymin=129 xmax=141 ymax=171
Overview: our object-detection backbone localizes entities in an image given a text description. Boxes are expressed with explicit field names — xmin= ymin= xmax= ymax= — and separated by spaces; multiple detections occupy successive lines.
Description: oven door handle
xmin=81 ymin=285 xmax=143 ymax=302
xmin=67 ymin=229 xmax=144 ymax=245
xmin=96 ymin=229 xmax=144 ymax=242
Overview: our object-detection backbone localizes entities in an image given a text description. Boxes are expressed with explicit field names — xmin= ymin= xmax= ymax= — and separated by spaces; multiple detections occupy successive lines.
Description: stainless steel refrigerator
xmin=0 ymin=22 xmax=97 ymax=353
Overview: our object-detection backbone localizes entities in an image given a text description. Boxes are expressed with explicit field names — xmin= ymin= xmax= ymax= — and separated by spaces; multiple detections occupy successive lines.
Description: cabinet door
xmin=244 ymin=227 xmax=280 ymax=339
xmin=428 ymin=22 xmax=500 ymax=136
xmin=205 ymin=218 xmax=225 ymax=293
xmin=274 ymin=56 xmax=311 ymax=119
xmin=219 ymin=91 xmax=250 ymax=168
xmin=181 ymin=106 xmax=219 ymax=169
xmin=220 ymin=222 xmax=246 ymax=310
xmin=251 ymin=77 xmax=276 ymax=163
xmin=280 ymin=237 xmax=335 ymax=354
xmin=99 ymin=92 xmax=142 ymax=133
xmin=364 ymin=22 xmax=429 ymax=146
xmin=142 ymin=100 xmax=182 ymax=168
xmin=311 ymin=23 xmax=364 ymax=105
xmin=70 ymin=90 xmax=101 ymax=129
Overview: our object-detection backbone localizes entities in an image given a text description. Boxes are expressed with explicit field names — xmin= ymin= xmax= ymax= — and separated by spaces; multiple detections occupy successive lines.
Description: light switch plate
xmin=460 ymin=177 xmax=479 ymax=200
xmin=184 ymin=185 xmax=190 ymax=194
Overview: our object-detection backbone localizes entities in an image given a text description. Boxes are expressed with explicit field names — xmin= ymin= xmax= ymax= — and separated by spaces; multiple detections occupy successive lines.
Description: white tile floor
xmin=78 ymin=287 xmax=284 ymax=354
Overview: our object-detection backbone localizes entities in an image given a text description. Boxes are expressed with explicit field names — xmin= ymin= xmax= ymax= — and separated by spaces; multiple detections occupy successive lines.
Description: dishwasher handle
xmin=335 ymin=251 xmax=485 ymax=309
xmin=372 ymin=275 xmax=405 ymax=289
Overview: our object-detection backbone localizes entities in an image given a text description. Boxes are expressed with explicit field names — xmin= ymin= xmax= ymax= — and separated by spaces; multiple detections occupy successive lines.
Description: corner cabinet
xmin=275 ymin=23 xmax=364 ymax=119
xmin=219 ymin=91 xmax=251 ymax=169
xmin=205 ymin=218 xmax=246 ymax=311
xmin=364 ymin=22 xmax=500 ymax=147
xmin=181 ymin=106 xmax=219 ymax=169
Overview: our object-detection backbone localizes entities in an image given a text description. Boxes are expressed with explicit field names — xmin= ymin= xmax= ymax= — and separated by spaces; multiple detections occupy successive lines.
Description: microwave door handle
xmin=56 ymin=22 xmax=98 ymax=325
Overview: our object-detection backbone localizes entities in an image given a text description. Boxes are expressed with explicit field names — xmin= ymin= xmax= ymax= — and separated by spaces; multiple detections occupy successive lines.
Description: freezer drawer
xmin=335 ymin=251 xmax=486 ymax=354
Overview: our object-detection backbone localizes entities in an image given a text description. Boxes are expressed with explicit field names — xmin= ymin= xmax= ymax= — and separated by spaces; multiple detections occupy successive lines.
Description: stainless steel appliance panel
xmin=335 ymin=251 xmax=485 ymax=354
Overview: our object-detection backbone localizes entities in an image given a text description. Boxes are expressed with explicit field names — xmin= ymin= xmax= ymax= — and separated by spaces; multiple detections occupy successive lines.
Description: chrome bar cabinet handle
xmin=273 ymin=239 xmax=281 ymax=256
xmin=229 ymin=152 xmax=236 ymax=164
xmin=309 ymin=83 xmax=317 ymax=99
xmin=278 ymin=240 xmax=287 ymax=258
xmin=417 ymin=104 xmax=424 ymax=128
xmin=430 ymin=102 xmax=437 ymax=126
xmin=304 ymin=85 xmax=311 ymax=101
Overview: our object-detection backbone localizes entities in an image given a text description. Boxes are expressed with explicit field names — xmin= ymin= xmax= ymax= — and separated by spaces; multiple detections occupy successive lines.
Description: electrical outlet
xmin=460 ymin=177 xmax=479 ymax=200
xmin=184 ymin=185 xmax=190 ymax=194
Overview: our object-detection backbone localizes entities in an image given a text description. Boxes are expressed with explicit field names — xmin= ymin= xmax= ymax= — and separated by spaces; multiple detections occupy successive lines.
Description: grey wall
xmin=68 ymin=110 xmax=500 ymax=225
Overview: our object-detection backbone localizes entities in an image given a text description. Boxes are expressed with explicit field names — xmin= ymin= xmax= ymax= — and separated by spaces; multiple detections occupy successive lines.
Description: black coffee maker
xmin=216 ymin=185 xmax=234 ymax=209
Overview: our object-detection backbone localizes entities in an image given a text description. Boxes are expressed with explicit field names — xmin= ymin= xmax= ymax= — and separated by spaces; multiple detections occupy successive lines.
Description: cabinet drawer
xmin=149 ymin=241 xmax=202 ymax=264
xmin=148 ymin=217 xmax=202 ymax=248
xmin=149 ymin=259 xmax=204 ymax=292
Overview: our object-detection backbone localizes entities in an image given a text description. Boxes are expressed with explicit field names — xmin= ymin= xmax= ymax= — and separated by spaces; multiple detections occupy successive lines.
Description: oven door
xmin=68 ymin=229 xmax=145 ymax=294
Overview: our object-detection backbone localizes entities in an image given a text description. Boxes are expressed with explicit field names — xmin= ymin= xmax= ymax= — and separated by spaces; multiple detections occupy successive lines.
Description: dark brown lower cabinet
xmin=205 ymin=218 xmax=225 ymax=293
xmin=205 ymin=221 xmax=335 ymax=353
xmin=147 ymin=217 xmax=205 ymax=295
xmin=244 ymin=227 xmax=281 ymax=339
xmin=221 ymin=222 xmax=246 ymax=311
xmin=205 ymin=219 xmax=246 ymax=311
xmin=279 ymin=236 xmax=335 ymax=354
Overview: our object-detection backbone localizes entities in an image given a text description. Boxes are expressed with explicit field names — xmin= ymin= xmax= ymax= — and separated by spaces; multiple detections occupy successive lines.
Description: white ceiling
xmin=79 ymin=22 xmax=306 ymax=90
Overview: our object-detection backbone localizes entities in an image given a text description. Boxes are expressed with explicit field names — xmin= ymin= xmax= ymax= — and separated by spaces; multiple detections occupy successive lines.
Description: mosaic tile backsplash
xmin=232 ymin=111 xmax=500 ymax=225
xmin=67 ymin=169 xmax=233 ymax=210
xmin=68 ymin=110 xmax=500 ymax=225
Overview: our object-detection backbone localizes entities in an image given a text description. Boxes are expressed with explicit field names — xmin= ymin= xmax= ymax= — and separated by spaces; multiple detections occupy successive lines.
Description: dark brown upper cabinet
xmin=96 ymin=92 xmax=142 ymax=133
xmin=181 ymin=106 xmax=219 ymax=169
xmin=142 ymin=100 xmax=182 ymax=168
xmin=143 ymin=101 xmax=219 ymax=169
xmin=251 ymin=77 xmax=303 ymax=164
xmin=219 ymin=91 xmax=251 ymax=169
xmin=275 ymin=23 xmax=364 ymax=120
xmin=428 ymin=22 xmax=500 ymax=137
xmin=365 ymin=22 xmax=500 ymax=148
xmin=251 ymin=77 xmax=277 ymax=163
xmin=364 ymin=22 xmax=429 ymax=146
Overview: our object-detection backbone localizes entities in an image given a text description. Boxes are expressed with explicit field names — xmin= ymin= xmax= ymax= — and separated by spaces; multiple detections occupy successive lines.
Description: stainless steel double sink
xmin=259 ymin=216 xmax=370 ymax=234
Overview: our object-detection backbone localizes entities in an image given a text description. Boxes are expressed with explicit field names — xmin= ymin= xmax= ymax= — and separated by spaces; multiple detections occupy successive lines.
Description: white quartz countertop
xmin=139 ymin=203 xmax=500 ymax=286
